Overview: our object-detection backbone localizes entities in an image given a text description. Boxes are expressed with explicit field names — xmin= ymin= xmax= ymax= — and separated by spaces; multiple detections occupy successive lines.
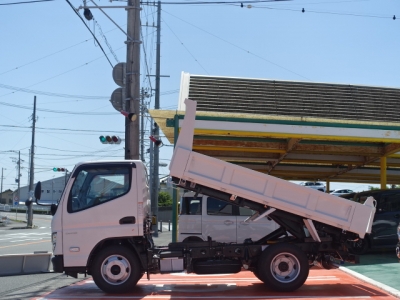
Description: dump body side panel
xmin=169 ymin=99 xmax=375 ymax=238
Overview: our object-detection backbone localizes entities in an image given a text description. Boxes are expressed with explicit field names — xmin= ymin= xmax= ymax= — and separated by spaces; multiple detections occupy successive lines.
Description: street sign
xmin=13 ymin=196 xmax=18 ymax=206
xmin=112 ymin=62 xmax=126 ymax=87
xmin=110 ymin=88 xmax=124 ymax=112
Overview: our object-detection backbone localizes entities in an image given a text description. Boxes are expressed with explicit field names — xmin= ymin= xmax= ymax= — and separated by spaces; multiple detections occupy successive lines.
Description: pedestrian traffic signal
xmin=53 ymin=167 xmax=65 ymax=172
xmin=99 ymin=135 xmax=122 ymax=144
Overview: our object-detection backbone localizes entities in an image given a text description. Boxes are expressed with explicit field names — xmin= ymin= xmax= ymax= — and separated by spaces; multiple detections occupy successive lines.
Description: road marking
xmin=8 ymin=232 xmax=50 ymax=235
xmin=11 ymin=238 xmax=46 ymax=243
xmin=0 ymin=239 xmax=50 ymax=249
xmin=35 ymin=295 xmax=372 ymax=299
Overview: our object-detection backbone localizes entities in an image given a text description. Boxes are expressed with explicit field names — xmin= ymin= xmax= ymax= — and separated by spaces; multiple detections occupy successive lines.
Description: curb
xmin=339 ymin=266 xmax=400 ymax=299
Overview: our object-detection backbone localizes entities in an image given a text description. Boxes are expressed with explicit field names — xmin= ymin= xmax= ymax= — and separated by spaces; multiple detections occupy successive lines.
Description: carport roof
xmin=149 ymin=74 xmax=400 ymax=184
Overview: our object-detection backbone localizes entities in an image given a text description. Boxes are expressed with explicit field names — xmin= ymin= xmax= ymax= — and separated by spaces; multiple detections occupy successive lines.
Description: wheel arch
xmin=182 ymin=236 xmax=204 ymax=243
xmin=86 ymin=237 xmax=145 ymax=275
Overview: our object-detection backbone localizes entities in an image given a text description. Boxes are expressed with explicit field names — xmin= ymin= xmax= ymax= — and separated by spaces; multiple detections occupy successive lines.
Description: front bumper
xmin=51 ymin=255 xmax=64 ymax=273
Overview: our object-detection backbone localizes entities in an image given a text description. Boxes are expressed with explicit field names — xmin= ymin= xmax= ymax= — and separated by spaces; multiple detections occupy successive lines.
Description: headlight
xmin=52 ymin=232 xmax=57 ymax=251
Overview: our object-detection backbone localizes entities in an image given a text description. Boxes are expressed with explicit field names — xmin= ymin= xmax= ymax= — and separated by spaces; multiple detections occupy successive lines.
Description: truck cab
xmin=50 ymin=161 xmax=150 ymax=277
xmin=179 ymin=192 xmax=278 ymax=243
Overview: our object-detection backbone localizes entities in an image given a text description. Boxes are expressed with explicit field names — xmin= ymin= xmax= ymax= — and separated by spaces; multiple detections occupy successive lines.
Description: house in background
xmin=0 ymin=189 xmax=13 ymax=205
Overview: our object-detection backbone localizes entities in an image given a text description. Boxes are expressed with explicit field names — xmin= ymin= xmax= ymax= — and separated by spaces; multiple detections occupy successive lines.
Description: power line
xmin=0 ymin=0 xmax=54 ymax=5
xmin=158 ymin=0 xmax=289 ymax=4
xmin=163 ymin=18 xmax=209 ymax=74
xmin=0 ymin=101 xmax=116 ymax=115
xmin=64 ymin=0 xmax=114 ymax=67
xmin=0 ymin=83 xmax=108 ymax=99
xmin=36 ymin=145 xmax=123 ymax=153
xmin=163 ymin=9 xmax=312 ymax=81
xmin=255 ymin=5 xmax=397 ymax=20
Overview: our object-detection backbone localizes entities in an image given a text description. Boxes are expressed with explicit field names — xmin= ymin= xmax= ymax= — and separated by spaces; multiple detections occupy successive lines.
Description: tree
xmin=158 ymin=191 xmax=172 ymax=207
xmin=368 ymin=185 xmax=400 ymax=190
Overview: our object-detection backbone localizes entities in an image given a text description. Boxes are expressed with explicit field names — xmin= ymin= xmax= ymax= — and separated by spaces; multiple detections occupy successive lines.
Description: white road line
xmin=10 ymin=238 xmax=45 ymax=242
xmin=37 ymin=295 xmax=371 ymax=299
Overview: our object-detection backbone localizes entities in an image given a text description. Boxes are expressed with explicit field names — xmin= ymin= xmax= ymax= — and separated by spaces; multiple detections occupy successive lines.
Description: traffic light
xmin=53 ymin=168 xmax=65 ymax=172
xmin=99 ymin=135 xmax=122 ymax=144
xmin=120 ymin=110 xmax=137 ymax=122
xmin=150 ymin=135 xmax=162 ymax=147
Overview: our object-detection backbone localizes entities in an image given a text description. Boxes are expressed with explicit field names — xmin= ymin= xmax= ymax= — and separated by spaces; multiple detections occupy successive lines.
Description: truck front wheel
xmin=92 ymin=245 xmax=143 ymax=293
xmin=256 ymin=243 xmax=309 ymax=292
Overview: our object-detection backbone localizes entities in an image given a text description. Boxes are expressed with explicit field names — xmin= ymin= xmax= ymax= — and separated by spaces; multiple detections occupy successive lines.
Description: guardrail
xmin=0 ymin=204 xmax=11 ymax=212
xmin=0 ymin=215 xmax=9 ymax=226
xmin=0 ymin=252 xmax=52 ymax=276
xmin=0 ymin=204 xmax=50 ymax=214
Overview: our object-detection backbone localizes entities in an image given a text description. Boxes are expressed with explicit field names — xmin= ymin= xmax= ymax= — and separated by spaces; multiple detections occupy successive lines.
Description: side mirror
xmin=34 ymin=182 xmax=42 ymax=202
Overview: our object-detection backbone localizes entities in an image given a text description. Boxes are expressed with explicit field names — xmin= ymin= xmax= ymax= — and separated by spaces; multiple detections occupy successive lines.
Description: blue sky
xmin=0 ymin=0 xmax=398 ymax=197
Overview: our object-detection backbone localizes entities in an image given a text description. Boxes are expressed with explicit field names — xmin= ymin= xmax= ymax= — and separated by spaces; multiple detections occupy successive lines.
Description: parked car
xmin=178 ymin=192 xmax=278 ymax=243
xmin=341 ymin=189 xmax=400 ymax=254
xmin=330 ymin=189 xmax=354 ymax=196
xmin=299 ymin=181 xmax=326 ymax=192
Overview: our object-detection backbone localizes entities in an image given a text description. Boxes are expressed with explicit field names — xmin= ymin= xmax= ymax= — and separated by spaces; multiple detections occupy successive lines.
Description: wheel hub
xmin=110 ymin=265 xmax=121 ymax=275
xmin=101 ymin=255 xmax=131 ymax=285
xmin=278 ymin=261 xmax=289 ymax=272
xmin=270 ymin=252 xmax=301 ymax=283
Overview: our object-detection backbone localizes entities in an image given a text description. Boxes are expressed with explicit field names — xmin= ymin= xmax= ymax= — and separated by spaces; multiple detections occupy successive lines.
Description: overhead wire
xmin=163 ymin=17 xmax=209 ymax=75
xmin=0 ymin=83 xmax=108 ymax=99
xmin=65 ymin=0 xmax=113 ymax=67
xmin=163 ymin=9 xmax=312 ymax=81
xmin=0 ymin=101 xmax=116 ymax=115
xmin=0 ymin=0 xmax=54 ymax=5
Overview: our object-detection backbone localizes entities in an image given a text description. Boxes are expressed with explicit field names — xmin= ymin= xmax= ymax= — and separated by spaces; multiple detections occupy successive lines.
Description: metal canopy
xmin=149 ymin=74 xmax=400 ymax=184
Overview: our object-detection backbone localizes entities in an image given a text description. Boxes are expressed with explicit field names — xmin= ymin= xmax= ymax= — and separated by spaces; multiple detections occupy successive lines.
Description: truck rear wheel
xmin=256 ymin=243 xmax=309 ymax=292
xmin=92 ymin=245 xmax=143 ymax=293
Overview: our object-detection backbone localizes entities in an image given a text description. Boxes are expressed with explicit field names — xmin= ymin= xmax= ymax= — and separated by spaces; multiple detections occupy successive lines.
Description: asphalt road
xmin=0 ymin=213 xmax=52 ymax=255
xmin=0 ymin=212 xmax=87 ymax=299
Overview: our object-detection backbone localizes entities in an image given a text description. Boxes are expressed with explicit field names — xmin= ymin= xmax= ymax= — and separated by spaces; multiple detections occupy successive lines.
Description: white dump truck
xmin=35 ymin=99 xmax=376 ymax=294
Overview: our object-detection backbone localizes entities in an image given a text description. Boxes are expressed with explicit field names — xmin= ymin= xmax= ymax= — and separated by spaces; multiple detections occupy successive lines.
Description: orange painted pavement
xmin=33 ymin=267 xmax=399 ymax=300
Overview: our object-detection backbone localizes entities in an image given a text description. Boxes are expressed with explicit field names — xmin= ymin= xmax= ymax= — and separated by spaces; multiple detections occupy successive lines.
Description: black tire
xmin=349 ymin=237 xmax=369 ymax=255
xmin=252 ymin=270 xmax=263 ymax=281
xmin=91 ymin=245 xmax=143 ymax=293
xmin=256 ymin=243 xmax=309 ymax=292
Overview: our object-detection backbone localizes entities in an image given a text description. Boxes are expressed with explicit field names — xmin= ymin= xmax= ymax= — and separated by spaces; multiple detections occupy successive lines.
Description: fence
xmin=157 ymin=206 xmax=172 ymax=223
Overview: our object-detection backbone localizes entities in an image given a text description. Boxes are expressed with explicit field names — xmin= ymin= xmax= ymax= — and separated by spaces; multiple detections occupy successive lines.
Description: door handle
xmin=119 ymin=216 xmax=136 ymax=224
xmin=224 ymin=220 xmax=234 ymax=225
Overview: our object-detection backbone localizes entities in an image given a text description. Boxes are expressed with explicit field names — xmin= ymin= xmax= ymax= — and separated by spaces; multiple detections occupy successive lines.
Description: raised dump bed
xmin=169 ymin=99 xmax=375 ymax=239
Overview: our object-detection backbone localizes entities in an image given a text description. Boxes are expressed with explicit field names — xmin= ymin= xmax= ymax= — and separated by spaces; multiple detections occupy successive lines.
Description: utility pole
xmin=151 ymin=0 xmax=162 ymax=237
xmin=125 ymin=0 xmax=141 ymax=160
xmin=17 ymin=151 xmax=21 ymax=201
xmin=140 ymin=88 xmax=145 ymax=162
xmin=0 ymin=168 xmax=4 ymax=203
xmin=27 ymin=96 xmax=36 ymax=227
xmin=149 ymin=124 xmax=156 ymax=234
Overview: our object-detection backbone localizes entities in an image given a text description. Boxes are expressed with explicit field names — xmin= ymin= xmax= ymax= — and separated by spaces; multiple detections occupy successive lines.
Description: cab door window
xmin=68 ymin=166 xmax=131 ymax=213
